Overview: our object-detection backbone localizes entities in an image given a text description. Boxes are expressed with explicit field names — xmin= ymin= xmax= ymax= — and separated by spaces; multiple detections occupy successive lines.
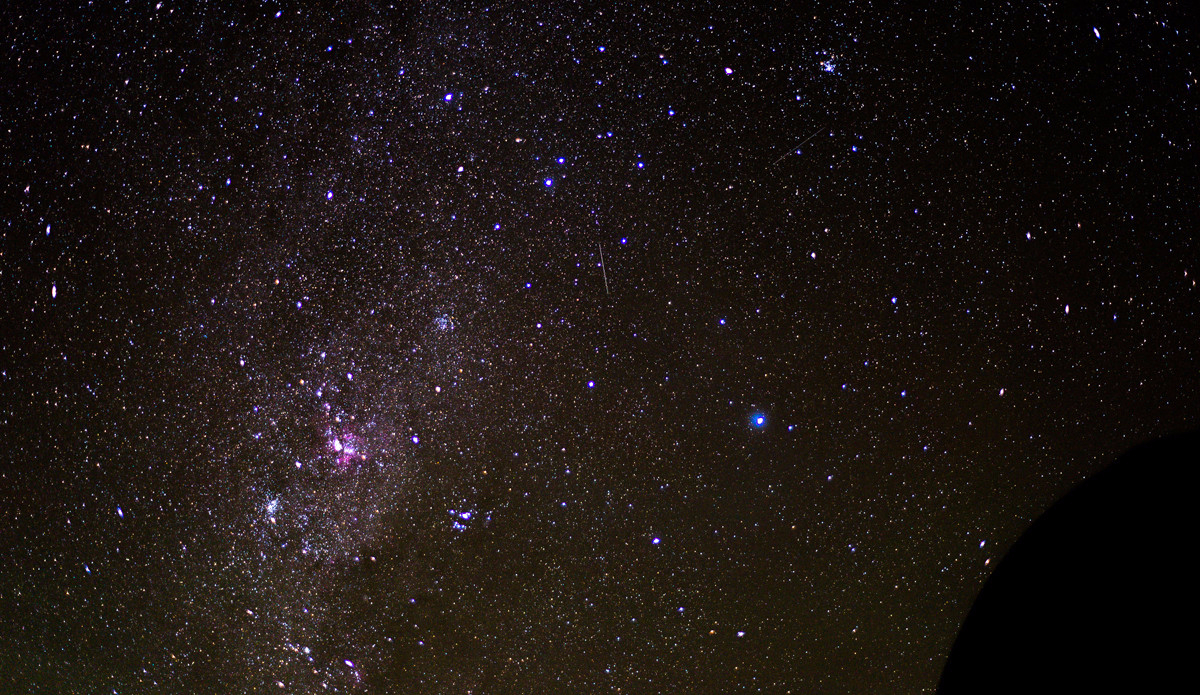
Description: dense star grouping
xmin=2 ymin=2 xmax=1197 ymax=693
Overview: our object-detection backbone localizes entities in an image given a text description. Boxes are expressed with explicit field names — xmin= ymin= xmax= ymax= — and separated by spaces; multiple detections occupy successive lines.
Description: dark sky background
xmin=1 ymin=1 xmax=1197 ymax=693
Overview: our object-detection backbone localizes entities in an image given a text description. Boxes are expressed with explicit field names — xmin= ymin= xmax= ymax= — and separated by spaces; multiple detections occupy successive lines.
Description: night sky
xmin=2 ymin=2 xmax=1198 ymax=693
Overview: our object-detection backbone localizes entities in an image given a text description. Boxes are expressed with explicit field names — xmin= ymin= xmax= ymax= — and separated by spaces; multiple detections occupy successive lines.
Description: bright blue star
xmin=544 ymin=178 xmax=553 ymax=187
xmin=751 ymin=413 xmax=766 ymax=428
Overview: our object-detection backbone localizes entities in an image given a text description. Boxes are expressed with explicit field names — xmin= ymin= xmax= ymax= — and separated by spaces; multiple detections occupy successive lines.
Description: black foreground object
xmin=938 ymin=430 xmax=1198 ymax=694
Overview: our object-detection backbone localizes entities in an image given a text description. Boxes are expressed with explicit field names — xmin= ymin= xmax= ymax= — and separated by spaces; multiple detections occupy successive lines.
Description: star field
xmin=2 ymin=2 xmax=1198 ymax=693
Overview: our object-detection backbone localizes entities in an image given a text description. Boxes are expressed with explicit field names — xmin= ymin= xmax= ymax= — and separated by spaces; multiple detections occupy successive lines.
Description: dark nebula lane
xmin=2 ymin=2 xmax=1198 ymax=693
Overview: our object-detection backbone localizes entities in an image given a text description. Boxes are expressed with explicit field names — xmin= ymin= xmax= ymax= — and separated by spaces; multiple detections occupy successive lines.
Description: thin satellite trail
xmin=772 ymin=123 xmax=831 ymax=166
xmin=598 ymin=243 xmax=610 ymax=296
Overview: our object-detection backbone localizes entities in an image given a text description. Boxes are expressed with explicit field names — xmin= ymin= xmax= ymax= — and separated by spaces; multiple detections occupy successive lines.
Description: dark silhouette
xmin=939 ymin=430 xmax=1197 ymax=693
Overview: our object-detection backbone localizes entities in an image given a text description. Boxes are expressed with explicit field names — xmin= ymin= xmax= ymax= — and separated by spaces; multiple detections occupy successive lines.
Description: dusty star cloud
xmin=1 ymin=2 xmax=1198 ymax=693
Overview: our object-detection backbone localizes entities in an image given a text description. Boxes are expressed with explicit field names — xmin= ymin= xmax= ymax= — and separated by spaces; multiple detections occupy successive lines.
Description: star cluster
xmin=2 ymin=2 xmax=1198 ymax=693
